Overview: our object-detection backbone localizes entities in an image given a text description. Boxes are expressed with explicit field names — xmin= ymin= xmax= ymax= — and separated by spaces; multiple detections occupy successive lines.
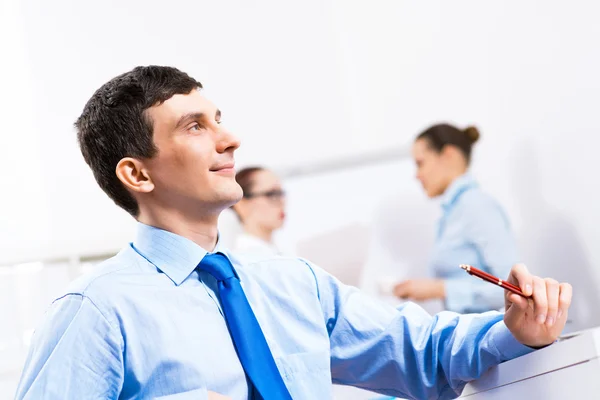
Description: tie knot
xmin=198 ymin=253 xmax=237 ymax=282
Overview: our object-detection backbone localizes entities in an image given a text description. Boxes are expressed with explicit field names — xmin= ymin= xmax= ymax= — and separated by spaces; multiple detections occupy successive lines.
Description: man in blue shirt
xmin=16 ymin=66 xmax=573 ymax=400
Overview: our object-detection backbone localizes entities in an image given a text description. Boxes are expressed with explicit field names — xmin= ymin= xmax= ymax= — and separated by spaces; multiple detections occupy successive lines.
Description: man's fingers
xmin=544 ymin=278 xmax=560 ymax=327
xmin=558 ymin=283 xmax=573 ymax=320
xmin=509 ymin=263 xmax=533 ymax=296
xmin=508 ymin=293 xmax=528 ymax=310
xmin=532 ymin=276 xmax=548 ymax=324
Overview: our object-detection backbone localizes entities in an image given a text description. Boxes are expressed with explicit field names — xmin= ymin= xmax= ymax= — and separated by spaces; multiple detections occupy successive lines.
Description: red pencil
xmin=459 ymin=264 xmax=529 ymax=298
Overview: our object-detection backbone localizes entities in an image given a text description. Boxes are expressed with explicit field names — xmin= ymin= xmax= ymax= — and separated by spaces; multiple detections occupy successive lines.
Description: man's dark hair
xmin=75 ymin=66 xmax=202 ymax=217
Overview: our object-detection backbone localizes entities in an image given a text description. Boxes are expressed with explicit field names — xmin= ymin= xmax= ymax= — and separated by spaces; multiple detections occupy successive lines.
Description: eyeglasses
xmin=244 ymin=189 xmax=286 ymax=201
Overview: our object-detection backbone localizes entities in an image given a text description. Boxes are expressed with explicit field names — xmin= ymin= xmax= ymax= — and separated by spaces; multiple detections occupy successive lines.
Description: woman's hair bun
xmin=463 ymin=126 xmax=480 ymax=144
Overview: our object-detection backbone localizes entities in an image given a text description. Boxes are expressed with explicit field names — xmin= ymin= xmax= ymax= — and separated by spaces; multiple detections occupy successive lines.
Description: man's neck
xmin=137 ymin=208 xmax=220 ymax=252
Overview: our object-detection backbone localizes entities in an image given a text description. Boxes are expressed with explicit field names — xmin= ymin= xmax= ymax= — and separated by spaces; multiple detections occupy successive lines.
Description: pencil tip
xmin=459 ymin=264 xmax=468 ymax=270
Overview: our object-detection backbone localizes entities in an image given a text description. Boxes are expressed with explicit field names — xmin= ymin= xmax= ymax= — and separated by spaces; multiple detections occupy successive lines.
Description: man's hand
xmin=504 ymin=263 xmax=573 ymax=348
xmin=393 ymin=279 xmax=446 ymax=301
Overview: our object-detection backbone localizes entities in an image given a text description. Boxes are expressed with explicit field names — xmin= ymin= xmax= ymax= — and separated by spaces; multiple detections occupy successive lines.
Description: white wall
xmin=0 ymin=0 xmax=50 ymax=263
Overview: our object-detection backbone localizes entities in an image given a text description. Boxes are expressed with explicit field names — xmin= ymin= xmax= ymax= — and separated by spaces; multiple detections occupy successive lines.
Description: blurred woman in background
xmin=231 ymin=166 xmax=287 ymax=258
xmin=394 ymin=124 xmax=518 ymax=313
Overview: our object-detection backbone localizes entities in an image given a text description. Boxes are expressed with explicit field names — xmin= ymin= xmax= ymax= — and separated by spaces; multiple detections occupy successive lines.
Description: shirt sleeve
xmin=306 ymin=262 xmax=533 ymax=400
xmin=15 ymin=294 xmax=124 ymax=400
xmin=445 ymin=196 xmax=518 ymax=313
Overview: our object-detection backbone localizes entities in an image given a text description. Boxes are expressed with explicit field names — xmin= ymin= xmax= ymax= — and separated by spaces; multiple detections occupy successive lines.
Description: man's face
xmin=142 ymin=89 xmax=243 ymax=214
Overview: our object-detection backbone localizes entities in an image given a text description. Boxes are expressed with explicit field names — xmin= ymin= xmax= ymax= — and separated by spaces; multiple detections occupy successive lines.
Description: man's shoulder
xmin=231 ymin=251 xmax=305 ymax=267
xmin=232 ymin=252 xmax=314 ymax=274
xmin=62 ymin=245 xmax=147 ymax=300
xmin=231 ymin=253 xmax=321 ymax=290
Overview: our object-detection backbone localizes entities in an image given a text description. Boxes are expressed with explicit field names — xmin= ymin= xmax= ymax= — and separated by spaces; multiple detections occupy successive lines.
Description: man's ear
xmin=115 ymin=157 xmax=154 ymax=194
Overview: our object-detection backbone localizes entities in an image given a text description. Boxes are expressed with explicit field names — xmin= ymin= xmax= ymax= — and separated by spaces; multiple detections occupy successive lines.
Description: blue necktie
xmin=198 ymin=253 xmax=292 ymax=400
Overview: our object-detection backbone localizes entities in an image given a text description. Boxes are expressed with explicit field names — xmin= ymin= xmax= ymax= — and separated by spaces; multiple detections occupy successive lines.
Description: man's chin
xmin=226 ymin=194 xmax=243 ymax=208
xmin=220 ymin=188 xmax=243 ymax=208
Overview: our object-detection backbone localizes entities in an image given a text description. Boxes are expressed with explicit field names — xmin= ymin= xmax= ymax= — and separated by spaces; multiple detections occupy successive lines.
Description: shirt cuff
xmin=490 ymin=321 xmax=536 ymax=361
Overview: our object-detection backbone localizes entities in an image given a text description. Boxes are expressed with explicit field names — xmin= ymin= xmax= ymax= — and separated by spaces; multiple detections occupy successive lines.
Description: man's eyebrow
xmin=174 ymin=112 xmax=205 ymax=130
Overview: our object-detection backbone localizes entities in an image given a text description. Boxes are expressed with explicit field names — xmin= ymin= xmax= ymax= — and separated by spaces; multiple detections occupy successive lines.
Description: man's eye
xmin=190 ymin=123 xmax=202 ymax=131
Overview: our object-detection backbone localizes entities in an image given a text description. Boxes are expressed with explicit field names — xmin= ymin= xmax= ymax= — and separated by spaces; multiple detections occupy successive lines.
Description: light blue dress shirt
xmin=431 ymin=174 xmax=518 ymax=313
xmin=16 ymin=223 xmax=532 ymax=400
